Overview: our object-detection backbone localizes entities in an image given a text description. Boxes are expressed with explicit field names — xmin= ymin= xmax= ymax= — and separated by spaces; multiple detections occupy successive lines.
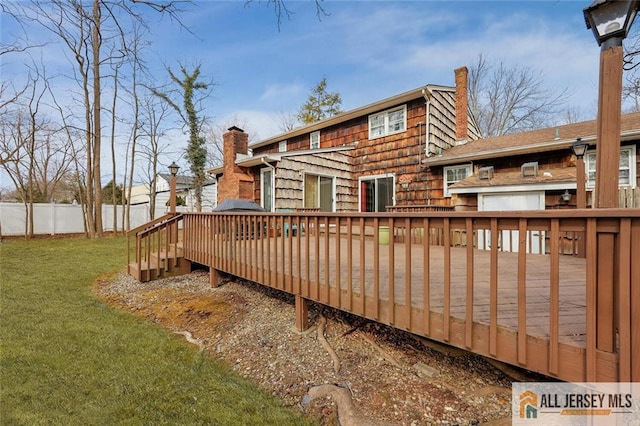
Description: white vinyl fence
xmin=0 ymin=203 xmax=168 ymax=237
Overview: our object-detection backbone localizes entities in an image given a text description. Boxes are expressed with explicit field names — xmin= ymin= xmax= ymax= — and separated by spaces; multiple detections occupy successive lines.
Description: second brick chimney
xmin=454 ymin=66 xmax=469 ymax=142
xmin=218 ymin=126 xmax=254 ymax=203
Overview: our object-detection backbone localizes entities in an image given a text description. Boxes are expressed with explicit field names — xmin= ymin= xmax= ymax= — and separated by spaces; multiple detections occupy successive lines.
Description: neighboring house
xmin=155 ymin=173 xmax=218 ymax=212
xmin=422 ymin=112 xmax=640 ymax=212
xmin=209 ymin=67 xmax=479 ymax=212
xmin=128 ymin=184 xmax=151 ymax=205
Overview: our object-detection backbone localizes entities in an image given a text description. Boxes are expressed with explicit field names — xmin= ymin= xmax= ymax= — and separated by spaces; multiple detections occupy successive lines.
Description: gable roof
xmin=422 ymin=112 xmax=640 ymax=167
xmin=158 ymin=173 xmax=216 ymax=189
xmin=250 ymin=84 xmax=473 ymax=150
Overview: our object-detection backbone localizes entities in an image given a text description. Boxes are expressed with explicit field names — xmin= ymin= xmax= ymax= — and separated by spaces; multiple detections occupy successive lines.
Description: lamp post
xmin=169 ymin=161 xmax=179 ymax=214
xmin=571 ymin=137 xmax=589 ymax=209
xmin=584 ymin=0 xmax=638 ymax=208
xmin=572 ymin=138 xmax=590 ymax=259
xmin=583 ymin=0 xmax=638 ymax=362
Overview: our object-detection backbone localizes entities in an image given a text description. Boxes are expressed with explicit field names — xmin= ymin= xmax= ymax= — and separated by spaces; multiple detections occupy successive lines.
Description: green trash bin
xmin=378 ymin=226 xmax=390 ymax=245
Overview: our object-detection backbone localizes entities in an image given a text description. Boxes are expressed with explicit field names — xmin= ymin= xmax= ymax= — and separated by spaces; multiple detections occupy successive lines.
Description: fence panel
xmin=0 ymin=202 xmax=165 ymax=236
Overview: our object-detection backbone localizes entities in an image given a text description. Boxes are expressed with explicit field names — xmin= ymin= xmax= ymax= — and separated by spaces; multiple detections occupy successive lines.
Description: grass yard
xmin=0 ymin=237 xmax=314 ymax=425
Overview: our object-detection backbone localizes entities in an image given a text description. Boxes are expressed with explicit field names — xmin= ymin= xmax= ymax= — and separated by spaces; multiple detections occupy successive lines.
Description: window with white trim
xmin=261 ymin=168 xmax=274 ymax=212
xmin=278 ymin=140 xmax=287 ymax=152
xmin=585 ymin=146 xmax=636 ymax=188
xmin=443 ymin=164 xmax=472 ymax=197
xmin=368 ymin=105 xmax=406 ymax=139
xmin=304 ymin=174 xmax=334 ymax=212
xmin=310 ymin=131 xmax=320 ymax=149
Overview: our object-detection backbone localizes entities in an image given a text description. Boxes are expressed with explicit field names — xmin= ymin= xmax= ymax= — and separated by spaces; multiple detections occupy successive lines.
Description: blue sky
xmin=143 ymin=0 xmax=600 ymax=139
xmin=0 ymin=1 xmax=612 ymax=187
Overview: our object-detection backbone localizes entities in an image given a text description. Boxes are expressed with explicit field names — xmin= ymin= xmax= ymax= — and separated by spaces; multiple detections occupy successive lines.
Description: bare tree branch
xmin=468 ymin=54 xmax=569 ymax=138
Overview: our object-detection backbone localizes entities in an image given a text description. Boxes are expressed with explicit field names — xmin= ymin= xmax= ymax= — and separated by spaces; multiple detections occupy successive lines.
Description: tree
xmin=277 ymin=110 xmax=298 ymax=133
xmin=102 ymin=180 xmax=124 ymax=204
xmin=468 ymin=54 xmax=568 ymax=138
xmin=203 ymin=116 xmax=255 ymax=168
xmin=153 ymin=65 xmax=211 ymax=211
xmin=20 ymin=0 xmax=191 ymax=237
xmin=296 ymin=77 xmax=342 ymax=125
xmin=622 ymin=26 xmax=640 ymax=112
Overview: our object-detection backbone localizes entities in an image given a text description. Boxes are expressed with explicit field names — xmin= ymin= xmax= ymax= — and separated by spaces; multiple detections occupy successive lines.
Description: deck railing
xmin=127 ymin=213 xmax=183 ymax=280
xmin=141 ymin=209 xmax=639 ymax=383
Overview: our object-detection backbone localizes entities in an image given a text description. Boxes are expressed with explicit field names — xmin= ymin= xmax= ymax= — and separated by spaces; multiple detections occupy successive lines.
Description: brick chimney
xmin=454 ymin=66 xmax=469 ymax=141
xmin=218 ymin=126 xmax=254 ymax=203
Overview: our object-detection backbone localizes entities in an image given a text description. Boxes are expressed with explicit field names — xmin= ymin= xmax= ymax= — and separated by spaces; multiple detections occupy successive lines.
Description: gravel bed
xmin=97 ymin=270 xmax=536 ymax=425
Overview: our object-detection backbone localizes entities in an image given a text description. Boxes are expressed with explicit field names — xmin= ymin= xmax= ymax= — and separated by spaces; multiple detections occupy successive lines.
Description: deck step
xmin=128 ymin=252 xmax=191 ymax=282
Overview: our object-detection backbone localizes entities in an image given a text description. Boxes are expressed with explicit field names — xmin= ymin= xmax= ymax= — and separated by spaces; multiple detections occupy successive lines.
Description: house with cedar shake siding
xmin=209 ymin=67 xmax=480 ymax=212
xmin=423 ymin=112 xmax=640 ymax=212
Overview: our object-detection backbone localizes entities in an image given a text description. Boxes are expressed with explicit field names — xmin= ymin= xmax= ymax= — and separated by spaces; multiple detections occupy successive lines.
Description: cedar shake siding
xmin=250 ymin=83 xmax=478 ymax=207
xmin=425 ymin=112 xmax=640 ymax=210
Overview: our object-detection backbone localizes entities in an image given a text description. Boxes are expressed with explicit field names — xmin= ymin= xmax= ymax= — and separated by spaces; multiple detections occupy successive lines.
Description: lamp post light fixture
xmin=584 ymin=0 xmax=639 ymax=208
xmin=169 ymin=162 xmax=179 ymax=214
xmin=584 ymin=0 xmax=639 ymax=47
xmin=571 ymin=137 xmax=589 ymax=209
xmin=169 ymin=161 xmax=180 ymax=177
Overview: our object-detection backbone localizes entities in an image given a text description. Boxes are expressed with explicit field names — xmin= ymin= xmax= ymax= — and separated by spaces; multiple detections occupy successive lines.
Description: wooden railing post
xmin=596 ymin=231 xmax=616 ymax=354
xmin=295 ymin=295 xmax=309 ymax=331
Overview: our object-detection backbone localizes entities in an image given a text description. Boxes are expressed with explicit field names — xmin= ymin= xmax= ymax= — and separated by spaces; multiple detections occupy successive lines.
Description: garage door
xmin=478 ymin=192 xmax=545 ymax=254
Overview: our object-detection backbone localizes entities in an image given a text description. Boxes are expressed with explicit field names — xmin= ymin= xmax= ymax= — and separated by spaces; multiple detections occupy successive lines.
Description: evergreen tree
xmin=296 ymin=77 xmax=342 ymax=124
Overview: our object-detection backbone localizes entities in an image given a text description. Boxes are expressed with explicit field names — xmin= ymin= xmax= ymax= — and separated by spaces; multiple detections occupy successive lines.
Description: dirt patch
xmin=97 ymin=270 xmax=542 ymax=425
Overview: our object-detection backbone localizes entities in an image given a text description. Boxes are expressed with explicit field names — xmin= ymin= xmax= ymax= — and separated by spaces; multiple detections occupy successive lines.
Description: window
xmin=359 ymin=175 xmax=394 ymax=212
xmin=278 ymin=140 xmax=287 ymax=152
xmin=585 ymin=146 xmax=636 ymax=188
xmin=304 ymin=174 xmax=334 ymax=211
xmin=310 ymin=131 xmax=320 ymax=149
xmin=443 ymin=164 xmax=472 ymax=197
xmin=368 ymin=105 xmax=406 ymax=139
xmin=261 ymin=168 xmax=274 ymax=212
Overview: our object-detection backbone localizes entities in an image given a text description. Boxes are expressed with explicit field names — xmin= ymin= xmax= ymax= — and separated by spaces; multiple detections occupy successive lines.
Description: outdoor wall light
xmin=561 ymin=190 xmax=572 ymax=203
xmin=584 ymin=0 xmax=639 ymax=47
xmin=398 ymin=175 xmax=411 ymax=189
xmin=571 ymin=137 xmax=589 ymax=160
xmin=169 ymin=161 xmax=180 ymax=176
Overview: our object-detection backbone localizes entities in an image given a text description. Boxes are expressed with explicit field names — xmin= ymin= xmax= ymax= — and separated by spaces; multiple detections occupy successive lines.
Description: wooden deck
xmin=219 ymin=234 xmax=587 ymax=345
xmin=131 ymin=210 xmax=640 ymax=383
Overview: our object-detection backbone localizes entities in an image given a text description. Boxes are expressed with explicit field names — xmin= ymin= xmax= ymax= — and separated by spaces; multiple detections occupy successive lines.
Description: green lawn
xmin=0 ymin=237 xmax=314 ymax=425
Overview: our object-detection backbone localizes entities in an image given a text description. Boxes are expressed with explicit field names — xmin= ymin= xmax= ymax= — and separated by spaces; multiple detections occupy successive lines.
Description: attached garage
xmin=449 ymin=168 xmax=577 ymax=254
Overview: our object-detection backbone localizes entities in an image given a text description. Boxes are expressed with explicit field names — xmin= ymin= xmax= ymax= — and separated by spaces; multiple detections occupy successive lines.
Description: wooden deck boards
xmin=235 ymin=234 xmax=587 ymax=346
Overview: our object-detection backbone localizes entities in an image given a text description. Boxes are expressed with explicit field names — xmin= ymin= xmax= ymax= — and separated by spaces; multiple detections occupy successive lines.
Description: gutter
xmin=250 ymin=85 xmax=454 ymax=150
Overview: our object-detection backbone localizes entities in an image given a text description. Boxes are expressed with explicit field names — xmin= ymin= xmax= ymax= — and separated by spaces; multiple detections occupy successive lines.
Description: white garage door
xmin=478 ymin=192 xmax=545 ymax=254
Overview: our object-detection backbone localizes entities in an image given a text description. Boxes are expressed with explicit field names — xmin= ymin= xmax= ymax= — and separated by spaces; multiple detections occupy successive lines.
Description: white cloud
xmin=218 ymin=109 xmax=285 ymax=141
xmin=259 ymin=82 xmax=305 ymax=101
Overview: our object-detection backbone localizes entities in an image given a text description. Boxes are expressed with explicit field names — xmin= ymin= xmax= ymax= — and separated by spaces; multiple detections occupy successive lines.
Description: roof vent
xmin=477 ymin=166 xmax=494 ymax=180
xmin=521 ymin=162 xmax=538 ymax=178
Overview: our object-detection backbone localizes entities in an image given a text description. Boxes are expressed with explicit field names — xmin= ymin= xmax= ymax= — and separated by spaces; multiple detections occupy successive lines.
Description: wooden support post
xmin=295 ymin=295 xmax=309 ymax=332
xmin=210 ymin=268 xmax=220 ymax=288
xmin=576 ymin=157 xmax=587 ymax=258
xmin=595 ymin=45 xmax=623 ymax=209
xmin=596 ymin=233 xmax=615 ymax=353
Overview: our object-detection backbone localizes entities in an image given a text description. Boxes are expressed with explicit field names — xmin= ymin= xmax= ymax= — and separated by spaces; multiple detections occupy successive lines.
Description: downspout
xmin=422 ymin=88 xmax=432 ymax=157
xmin=261 ymin=157 xmax=276 ymax=211
xmin=422 ymin=88 xmax=432 ymax=205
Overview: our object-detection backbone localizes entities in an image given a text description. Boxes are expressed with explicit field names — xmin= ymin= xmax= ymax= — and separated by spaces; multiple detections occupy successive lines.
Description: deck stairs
xmin=127 ymin=213 xmax=190 ymax=282
xmin=127 ymin=242 xmax=191 ymax=282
